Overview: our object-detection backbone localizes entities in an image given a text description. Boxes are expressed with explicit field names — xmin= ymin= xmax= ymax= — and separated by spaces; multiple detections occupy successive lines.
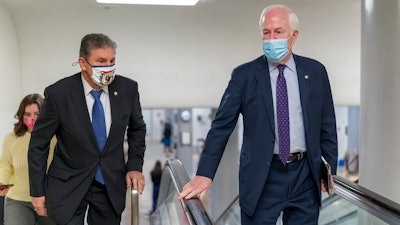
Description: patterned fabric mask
xmin=90 ymin=64 xmax=116 ymax=87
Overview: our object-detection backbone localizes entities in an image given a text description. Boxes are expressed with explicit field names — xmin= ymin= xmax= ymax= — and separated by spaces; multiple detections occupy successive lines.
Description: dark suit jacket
xmin=28 ymin=73 xmax=146 ymax=223
xmin=197 ymin=54 xmax=338 ymax=217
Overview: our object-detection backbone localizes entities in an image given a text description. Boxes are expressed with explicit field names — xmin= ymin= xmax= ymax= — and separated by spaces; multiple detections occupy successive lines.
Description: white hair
xmin=259 ymin=4 xmax=299 ymax=35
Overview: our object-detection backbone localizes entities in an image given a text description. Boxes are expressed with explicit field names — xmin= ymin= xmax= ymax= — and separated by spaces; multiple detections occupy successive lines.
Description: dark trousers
xmin=241 ymin=157 xmax=319 ymax=225
xmin=64 ymin=181 xmax=121 ymax=225
xmin=152 ymin=185 xmax=160 ymax=213
xmin=0 ymin=196 xmax=3 ymax=225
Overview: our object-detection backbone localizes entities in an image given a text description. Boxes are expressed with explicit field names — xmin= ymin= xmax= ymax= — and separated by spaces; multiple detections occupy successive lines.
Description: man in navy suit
xmin=28 ymin=33 xmax=146 ymax=225
xmin=179 ymin=4 xmax=337 ymax=225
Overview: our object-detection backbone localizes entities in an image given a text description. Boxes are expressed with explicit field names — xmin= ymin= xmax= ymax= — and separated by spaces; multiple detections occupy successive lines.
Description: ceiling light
xmin=96 ymin=0 xmax=199 ymax=6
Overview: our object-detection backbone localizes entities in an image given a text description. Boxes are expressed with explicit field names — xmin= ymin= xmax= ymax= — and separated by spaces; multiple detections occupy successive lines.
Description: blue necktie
xmin=276 ymin=64 xmax=290 ymax=165
xmin=90 ymin=90 xmax=106 ymax=184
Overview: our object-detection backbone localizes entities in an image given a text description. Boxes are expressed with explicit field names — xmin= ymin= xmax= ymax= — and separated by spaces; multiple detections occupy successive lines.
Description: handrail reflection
xmin=152 ymin=159 xmax=213 ymax=225
xmin=131 ymin=187 xmax=139 ymax=225
xmin=333 ymin=175 xmax=400 ymax=224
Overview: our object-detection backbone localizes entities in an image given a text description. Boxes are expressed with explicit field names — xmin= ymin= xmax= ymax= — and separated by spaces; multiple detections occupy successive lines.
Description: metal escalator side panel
xmin=319 ymin=175 xmax=400 ymax=225
xmin=151 ymin=159 xmax=213 ymax=225
xmin=131 ymin=188 xmax=139 ymax=225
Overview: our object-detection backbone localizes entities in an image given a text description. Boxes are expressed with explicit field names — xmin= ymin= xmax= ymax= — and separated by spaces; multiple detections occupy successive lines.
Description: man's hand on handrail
xmin=178 ymin=175 xmax=212 ymax=200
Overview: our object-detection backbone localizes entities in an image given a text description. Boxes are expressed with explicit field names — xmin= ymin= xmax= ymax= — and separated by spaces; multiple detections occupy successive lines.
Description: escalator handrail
xmin=159 ymin=159 xmax=213 ymax=225
xmin=131 ymin=188 xmax=139 ymax=225
xmin=334 ymin=175 xmax=400 ymax=214
xmin=333 ymin=175 xmax=400 ymax=224
xmin=320 ymin=178 xmax=359 ymax=208
xmin=164 ymin=159 xmax=192 ymax=192
xmin=321 ymin=178 xmax=359 ymax=207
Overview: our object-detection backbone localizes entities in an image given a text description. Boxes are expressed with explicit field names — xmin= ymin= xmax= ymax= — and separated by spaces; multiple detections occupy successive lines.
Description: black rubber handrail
xmin=156 ymin=159 xmax=213 ymax=225
xmin=333 ymin=175 xmax=400 ymax=224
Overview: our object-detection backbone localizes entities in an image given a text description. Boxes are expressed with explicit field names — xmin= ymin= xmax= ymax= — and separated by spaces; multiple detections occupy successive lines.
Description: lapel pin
xmin=114 ymin=91 xmax=118 ymax=96
xmin=304 ymin=75 xmax=309 ymax=80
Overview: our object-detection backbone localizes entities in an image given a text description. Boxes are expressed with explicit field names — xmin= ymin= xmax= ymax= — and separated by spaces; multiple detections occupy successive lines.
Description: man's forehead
xmin=90 ymin=47 xmax=115 ymax=53
xmin=262 ymin=12 xmax=290 ymax=28
xmin=89 ymin=47 xmax=115 ymax=58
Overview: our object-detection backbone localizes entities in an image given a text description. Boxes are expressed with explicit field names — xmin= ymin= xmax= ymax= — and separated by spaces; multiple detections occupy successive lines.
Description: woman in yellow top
xmin=0 ymin=93 xmax=56 ymax=225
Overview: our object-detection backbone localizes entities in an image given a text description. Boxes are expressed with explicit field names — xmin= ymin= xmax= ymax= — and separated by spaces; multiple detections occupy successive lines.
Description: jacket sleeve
xmin=196 ymin=68 xmax=243 ymax=179
xmin=319 ymin=65 xmax=338 ymax=174
xmin=28 ymin=88 xmax=59 ymax=197
xmin=126 ymin=82 xmax=146 ymax=172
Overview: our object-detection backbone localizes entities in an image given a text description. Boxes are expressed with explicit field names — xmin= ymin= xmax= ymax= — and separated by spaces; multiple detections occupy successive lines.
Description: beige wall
xmin=0 ymin=0 xmax=361 ymax=109
xmin=360 ymin=0 xmax=400 ymax=205
xmin=0 ymin=4 xmax=22 ymax=144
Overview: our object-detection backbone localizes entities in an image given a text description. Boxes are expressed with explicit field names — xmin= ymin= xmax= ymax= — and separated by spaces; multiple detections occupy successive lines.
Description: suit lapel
xmin=105 ymin=81 xmax=121 ymax=152
xmin=69 ymin=74 xmax=99 ymax=149
xmin=294 ymin=55 xmax=311 ymax=136
xmin=254 ymin=57 xmax=275 ymax=134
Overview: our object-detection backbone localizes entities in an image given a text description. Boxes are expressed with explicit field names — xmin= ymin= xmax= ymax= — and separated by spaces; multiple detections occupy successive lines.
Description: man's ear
xmin=288 ymin=30 xmax=299 ymax=51
xmin=78 ymin=57 xmax=88 ymax=71
xmin=292 ymin=30 xmax=299 ymax=42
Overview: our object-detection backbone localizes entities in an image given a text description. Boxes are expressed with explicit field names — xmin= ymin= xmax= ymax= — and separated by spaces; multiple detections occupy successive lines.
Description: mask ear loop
xmin=288 ymin=29 xmax=299 ymax=50
xmin=74 ymin=58 xmax=94 ymax=73
xmin=73 ymin=58 xmax=94 ymax=67
xmin=287 ymin=33 xmax=295 ymax=52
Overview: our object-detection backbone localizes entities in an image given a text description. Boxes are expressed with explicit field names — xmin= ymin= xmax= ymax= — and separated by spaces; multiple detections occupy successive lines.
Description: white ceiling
xmin=0 ymin=0 xmax=332 ymax=15
xmin=0 ymin=0 xmax=239 ymax=12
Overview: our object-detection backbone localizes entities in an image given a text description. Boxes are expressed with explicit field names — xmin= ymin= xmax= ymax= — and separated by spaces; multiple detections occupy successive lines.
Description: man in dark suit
xmin=28 ymin=33 xmax=146 ymax=225
xmin=179 ymin=4 xmax=337 ymax=225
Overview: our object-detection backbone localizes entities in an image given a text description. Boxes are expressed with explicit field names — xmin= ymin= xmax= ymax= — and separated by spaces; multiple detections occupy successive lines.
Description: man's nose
xmin=271 ymin=32 xmax=281 ymax=39
xmin=264 ymin=33 xmax=278 ymax=40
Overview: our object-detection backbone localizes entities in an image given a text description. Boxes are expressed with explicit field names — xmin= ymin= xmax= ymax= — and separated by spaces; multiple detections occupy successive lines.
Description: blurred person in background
xmin=162 ymin=118 xmax=172 ymax=157
xmin=0 ymin=93 xmax=55 ymax=225
xmin=150 ymin=160 xmax=162 ymax=213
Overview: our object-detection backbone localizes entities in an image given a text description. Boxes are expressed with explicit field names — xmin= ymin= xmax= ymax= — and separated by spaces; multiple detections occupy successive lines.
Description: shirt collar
xmin=267 ymin=54 xmax=296 ymax=73
xmin=81 ymin=73 xmax=109 ymax=96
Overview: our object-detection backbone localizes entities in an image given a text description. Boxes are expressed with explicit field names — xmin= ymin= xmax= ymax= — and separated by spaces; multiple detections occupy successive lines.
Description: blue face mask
xmin=263 ymin=38 xmax=289 ymax=63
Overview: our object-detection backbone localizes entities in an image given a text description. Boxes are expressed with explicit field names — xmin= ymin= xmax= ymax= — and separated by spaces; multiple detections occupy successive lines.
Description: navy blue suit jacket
xmin=28 ymin=73 xmax=146 ymax=223
xmin=197 ymin=54 xmax=338 ymax=216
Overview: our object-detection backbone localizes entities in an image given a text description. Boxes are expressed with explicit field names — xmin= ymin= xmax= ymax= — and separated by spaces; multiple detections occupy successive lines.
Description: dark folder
xmin=321 ymin=156 xmax=334 ymax=195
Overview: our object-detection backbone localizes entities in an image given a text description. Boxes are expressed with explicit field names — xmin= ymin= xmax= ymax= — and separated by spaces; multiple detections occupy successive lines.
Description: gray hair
xmin=259 ymin=4 xmax=299 ymax=35
xmin=79 ymin=33 xmax=117 ymax=59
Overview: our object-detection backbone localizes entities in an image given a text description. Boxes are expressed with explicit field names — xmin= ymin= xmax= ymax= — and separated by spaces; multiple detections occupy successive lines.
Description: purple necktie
xmin=276 ymin=64 xmax=290 ymax=165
